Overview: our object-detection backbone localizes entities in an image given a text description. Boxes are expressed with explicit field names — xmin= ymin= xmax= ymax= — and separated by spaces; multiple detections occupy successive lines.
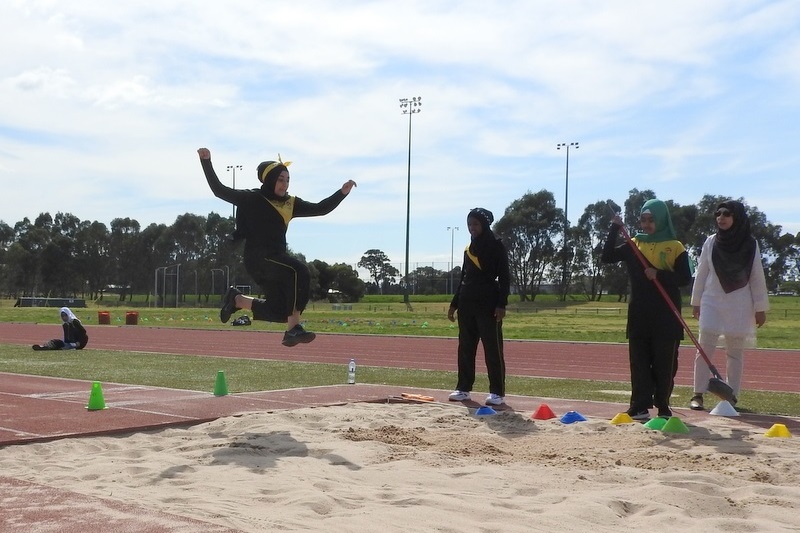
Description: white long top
xmin=690 ymin=234 xmax=769 ymax=344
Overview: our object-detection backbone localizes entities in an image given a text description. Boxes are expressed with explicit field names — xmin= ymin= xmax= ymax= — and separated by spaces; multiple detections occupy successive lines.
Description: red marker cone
xmin=531 ymin=404 xmax=557 ymax=420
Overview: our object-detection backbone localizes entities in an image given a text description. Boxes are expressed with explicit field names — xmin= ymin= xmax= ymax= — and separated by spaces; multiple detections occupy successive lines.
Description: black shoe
xmin=282 ymin=325 xmax=316 ymax=347
xmin=657 ymin=408 xmax=672 ymax=418
xmin=33 ymin=340 xmax=59 ymax=350
xmin=220 ymin=286 xmax=242 ymax=323
xmin=626 ymin=408 xmax=650 ymax=421
xmin=689 ymin=394 xmax=704 ymax=411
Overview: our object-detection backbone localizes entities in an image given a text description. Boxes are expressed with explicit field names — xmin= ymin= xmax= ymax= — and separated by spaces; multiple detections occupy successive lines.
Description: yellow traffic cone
xmin=610 ymin=412 xmax=635 ymax=425
xmin=764 ymin=423 xmax=792 ymax=438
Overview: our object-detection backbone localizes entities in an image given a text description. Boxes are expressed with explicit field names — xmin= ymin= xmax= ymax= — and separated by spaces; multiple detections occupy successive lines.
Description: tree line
xmin=1 ymin=188 xmax=798 ymax=305
xmin=0 ymin=212 xmax=365 ymax=305
xmin=359 ymin=189 xmax=800 ymax=301
xmin=494 ymin=188 xmax=800 ymax=301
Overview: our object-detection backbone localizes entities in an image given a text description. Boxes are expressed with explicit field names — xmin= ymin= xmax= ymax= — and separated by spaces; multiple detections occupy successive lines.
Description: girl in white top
xmin=689 ymin=200 xmax=769 ymax=410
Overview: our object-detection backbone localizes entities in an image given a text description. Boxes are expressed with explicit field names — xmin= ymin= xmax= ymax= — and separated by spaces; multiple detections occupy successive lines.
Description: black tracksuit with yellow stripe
xmin=602 ymin=223 xmax=692 ymax=413
xmin=202 ymin=159 xmax=346 ymax=322
xmin=450 ymin=237 xmax=511 ymax=397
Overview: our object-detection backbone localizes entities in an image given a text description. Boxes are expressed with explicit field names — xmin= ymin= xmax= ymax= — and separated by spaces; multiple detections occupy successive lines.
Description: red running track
xmin=2 ymin=323 xmax=799 ymax=393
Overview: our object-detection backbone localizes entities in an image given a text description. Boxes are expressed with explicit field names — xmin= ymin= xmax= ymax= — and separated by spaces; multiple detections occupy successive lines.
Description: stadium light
xmin=556 ymin=142 xmax=579 ymax=301
xmin=399 ymin=96 xmax=422 ymax=306
xmin=447 ymin=226 xmax=459 ymax=294
xmin=226 ymin=165 xmax=242 ymax=218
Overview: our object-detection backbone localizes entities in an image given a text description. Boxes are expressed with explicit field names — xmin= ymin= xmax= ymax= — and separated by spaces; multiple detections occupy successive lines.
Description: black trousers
xmin=244 ymin=253 xmax=311 ymax=323
xmin=628 ymin=337 xmax=679 ymax=411
xmin=455 ymin=293 xmax=506 ymax=397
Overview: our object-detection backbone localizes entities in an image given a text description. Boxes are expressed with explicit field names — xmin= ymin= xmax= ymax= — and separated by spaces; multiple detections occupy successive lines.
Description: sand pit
xmin=1 ymin=401 xmax=799 ymax=532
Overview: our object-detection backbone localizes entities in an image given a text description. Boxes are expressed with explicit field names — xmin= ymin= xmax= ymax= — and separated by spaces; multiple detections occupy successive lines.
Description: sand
xmin=2 ymin=401 xmax=800 ymax=532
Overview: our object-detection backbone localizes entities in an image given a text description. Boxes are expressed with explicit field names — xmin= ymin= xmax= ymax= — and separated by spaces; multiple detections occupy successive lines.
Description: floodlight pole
xmin=227 ymin=165 xmax=242 ymax=218
xmin=556 ymin=142 xmax=579 ymax=301
xmin=399 ymin=96 xmax=421 ymax=306
xmin=447 ymin=226 xmax=459 ymax=294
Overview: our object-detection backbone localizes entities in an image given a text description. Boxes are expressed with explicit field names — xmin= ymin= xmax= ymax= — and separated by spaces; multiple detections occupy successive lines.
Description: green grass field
xmin=3 ymin=296 xmax=799 ymax=416
xmin=4 ymin=295 xmax=799 ymax=348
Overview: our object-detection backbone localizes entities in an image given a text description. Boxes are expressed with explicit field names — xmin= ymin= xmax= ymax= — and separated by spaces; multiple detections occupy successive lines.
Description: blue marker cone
xmin=560 ymin=410 xmax=587 ymax=424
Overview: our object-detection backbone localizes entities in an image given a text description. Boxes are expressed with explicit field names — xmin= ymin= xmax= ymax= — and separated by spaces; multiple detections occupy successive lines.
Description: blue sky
xmin=2 ymin=1 xmax=799 ymax=273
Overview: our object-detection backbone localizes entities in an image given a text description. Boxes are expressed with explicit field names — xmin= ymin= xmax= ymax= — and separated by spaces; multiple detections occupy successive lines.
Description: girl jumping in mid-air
xmin=198 ymin=148 xmax=356 ymax=346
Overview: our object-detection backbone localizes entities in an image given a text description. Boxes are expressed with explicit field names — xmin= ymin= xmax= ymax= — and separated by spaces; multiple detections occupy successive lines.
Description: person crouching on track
xmin=32 ymin=307 xmax=89 ymax=350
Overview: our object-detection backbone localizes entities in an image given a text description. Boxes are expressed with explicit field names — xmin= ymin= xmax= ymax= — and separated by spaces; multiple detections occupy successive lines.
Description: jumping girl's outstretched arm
xmin=198 ymin=147 xmax=247 ymax=205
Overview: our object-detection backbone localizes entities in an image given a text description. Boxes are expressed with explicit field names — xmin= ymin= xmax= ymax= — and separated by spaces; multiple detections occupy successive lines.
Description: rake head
xmin=707 ymin=377 xmax=737 ymax=404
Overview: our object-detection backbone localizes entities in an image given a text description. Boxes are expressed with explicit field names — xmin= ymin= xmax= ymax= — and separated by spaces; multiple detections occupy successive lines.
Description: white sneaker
xmin=485 ymin=393 xmax=504 ymax=406
xmin=448 ymin=390 xmax=470 ymax=401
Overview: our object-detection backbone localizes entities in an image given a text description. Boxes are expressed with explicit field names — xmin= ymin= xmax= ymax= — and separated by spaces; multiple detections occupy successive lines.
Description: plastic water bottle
xmin=347 ymin=358 xmax=356 ymax=384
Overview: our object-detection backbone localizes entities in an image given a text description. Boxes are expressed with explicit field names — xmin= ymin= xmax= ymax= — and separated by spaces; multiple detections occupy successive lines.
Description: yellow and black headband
xmin=259 ymin=154 xmax=292 ymax=183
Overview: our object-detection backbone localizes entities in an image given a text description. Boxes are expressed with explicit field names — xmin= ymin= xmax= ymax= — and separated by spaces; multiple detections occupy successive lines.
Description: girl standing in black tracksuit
xmin=447 ymin=207 xmax=511 ymax=406
xmin=602 ymin=199 xmax=692 ymax=420
xmin=198 ymin=148 xmax=356 ymax=347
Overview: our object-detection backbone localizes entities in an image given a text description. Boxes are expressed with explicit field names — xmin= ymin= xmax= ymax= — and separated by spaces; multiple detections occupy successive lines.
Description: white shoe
xmin=485 ymin=393 xmax=504 ymax=406
xmin=448 ymin=390 xmax=470 ymax=401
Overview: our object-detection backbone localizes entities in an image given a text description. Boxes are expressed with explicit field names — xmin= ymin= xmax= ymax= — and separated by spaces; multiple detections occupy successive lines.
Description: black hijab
xmin=256 ymin=161 xmax=290 ymax=202
xmin=468 ymin=207 xmax=498 ymax=265
xmin=711 ymin=200 xmax=757 ymax=293
xmin=230 ymin=160 xmax=288 ymax=241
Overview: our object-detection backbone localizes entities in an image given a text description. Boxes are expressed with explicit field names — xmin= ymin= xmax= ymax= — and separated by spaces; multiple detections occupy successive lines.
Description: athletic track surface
xmin=3 ymin=322 xmax=799 ymax=393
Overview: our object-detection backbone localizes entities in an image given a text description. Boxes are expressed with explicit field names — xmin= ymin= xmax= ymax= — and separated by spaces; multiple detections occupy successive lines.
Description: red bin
xmin=125 ymin=311 xmax=139 ymax=325
xmin=98 ymin=311 xmax=111 ymax=325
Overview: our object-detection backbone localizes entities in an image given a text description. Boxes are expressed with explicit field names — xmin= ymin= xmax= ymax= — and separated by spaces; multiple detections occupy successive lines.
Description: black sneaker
xmin=220 ymin=286 xmax=242 ymax=323
xmin=689 ymin=394 xmax=704 ymax=411
xmin=282 ymin=325 xmax=316 ymax=347
xmin=32 ymin=343 xmax=58 ymax=350
xmin=657 ymin=408 xmax=672 ymax=418
xmin=45 ymin=339 xmax=61 ymax=350
xmin=626 ymin=408 xmax=650 ymax=421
